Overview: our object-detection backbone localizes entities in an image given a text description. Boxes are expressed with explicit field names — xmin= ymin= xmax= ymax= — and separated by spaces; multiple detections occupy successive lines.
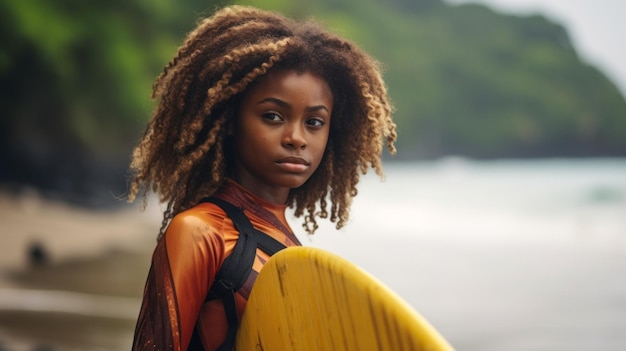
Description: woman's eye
xmin=307 ymin=118 xmax=325 ymax=128
xmin=262 ymin=113 xmax=282 ymax=122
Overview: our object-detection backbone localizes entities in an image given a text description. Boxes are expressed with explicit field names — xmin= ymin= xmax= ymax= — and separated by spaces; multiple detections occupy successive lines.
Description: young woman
xmin=128 ymin=5 xmax=396 ymax=350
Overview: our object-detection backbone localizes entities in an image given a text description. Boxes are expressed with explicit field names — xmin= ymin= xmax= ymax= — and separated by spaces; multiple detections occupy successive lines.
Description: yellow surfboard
xmin=236 ymin=246 xmax=454 ymax=350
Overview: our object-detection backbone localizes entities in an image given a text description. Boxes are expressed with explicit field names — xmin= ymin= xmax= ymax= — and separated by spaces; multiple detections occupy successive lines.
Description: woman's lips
xmin=276 ymin=156 xmax=310 ymax=173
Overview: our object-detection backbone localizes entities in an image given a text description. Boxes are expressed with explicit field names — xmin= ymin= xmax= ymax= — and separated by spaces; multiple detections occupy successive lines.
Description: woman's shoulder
xmin=165 ymin=202 xmax=230 ymax=243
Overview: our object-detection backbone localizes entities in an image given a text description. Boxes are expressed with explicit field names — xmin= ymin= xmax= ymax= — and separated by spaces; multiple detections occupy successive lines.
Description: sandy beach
xmin=0 ymin=189 xmax=158 ymax=350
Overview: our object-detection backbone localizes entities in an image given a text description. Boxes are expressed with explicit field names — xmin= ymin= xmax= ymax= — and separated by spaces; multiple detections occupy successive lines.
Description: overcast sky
xmin=445 ymin=0 xmax=626 ymax=97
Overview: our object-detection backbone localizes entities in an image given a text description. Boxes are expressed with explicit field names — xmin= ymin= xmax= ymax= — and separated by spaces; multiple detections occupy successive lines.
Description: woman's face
xmin=233 ymin=69 xmax=333 ymax=204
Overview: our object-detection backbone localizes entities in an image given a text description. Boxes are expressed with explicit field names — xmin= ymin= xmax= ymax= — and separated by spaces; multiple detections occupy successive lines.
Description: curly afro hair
xmin=128 ymin=5 xmax=396 ymax=235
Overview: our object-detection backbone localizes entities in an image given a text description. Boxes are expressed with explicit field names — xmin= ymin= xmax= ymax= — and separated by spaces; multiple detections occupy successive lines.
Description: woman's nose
xmin=283 ymin=123 xmax=307 ymax=149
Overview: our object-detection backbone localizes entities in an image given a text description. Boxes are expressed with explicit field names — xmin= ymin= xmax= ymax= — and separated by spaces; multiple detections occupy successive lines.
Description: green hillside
xmin=1 ymin=0 xmax=625 ymax=204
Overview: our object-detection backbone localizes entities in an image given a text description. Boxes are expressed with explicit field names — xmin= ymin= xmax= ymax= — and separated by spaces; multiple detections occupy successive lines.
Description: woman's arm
xmin=132 ymin=213 xmax=225 ymax=350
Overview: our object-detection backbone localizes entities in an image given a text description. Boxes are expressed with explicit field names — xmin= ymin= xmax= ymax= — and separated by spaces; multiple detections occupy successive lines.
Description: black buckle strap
xmin=207 ymin=279 xmax=235 ymax=301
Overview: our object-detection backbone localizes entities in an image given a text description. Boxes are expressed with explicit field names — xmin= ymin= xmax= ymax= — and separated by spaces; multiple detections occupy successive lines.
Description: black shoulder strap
xmin=198 ymin=196 xmax=288 ymax=351
xmin=205 ymin=197 xmax=258 ymax=298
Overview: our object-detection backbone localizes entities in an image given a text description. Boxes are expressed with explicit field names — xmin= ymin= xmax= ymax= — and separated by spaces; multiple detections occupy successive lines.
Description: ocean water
xmin=302 ymin=158 xmax=626 ymax=350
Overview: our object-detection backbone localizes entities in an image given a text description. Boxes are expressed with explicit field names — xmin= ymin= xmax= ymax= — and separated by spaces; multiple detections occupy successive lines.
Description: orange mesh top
xmin=132 ymin=180 xmax=301 ymax=351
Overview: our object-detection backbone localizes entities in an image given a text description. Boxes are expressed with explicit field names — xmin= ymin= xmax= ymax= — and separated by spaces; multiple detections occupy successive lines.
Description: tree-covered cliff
xmin=245 ymin=0 xmax=626 ymax=159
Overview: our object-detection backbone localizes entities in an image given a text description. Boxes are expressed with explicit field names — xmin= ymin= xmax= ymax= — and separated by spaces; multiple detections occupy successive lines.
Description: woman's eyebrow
xmin=306 ymin=105 xmax=330 ymax=113
xmin=258 ymin=97 xmax=289 ymax=108
xmin=258 ymin=97 xmax=329 ymax=113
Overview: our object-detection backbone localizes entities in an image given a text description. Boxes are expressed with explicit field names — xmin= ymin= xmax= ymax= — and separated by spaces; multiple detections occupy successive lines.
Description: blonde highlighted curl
xmin=128 ymin=5 xmax=397 ymax=235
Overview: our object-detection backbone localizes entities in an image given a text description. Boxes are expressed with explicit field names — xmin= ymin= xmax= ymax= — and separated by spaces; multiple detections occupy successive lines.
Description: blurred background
xmin=1 ymin=0 xmax=625 ymax=350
